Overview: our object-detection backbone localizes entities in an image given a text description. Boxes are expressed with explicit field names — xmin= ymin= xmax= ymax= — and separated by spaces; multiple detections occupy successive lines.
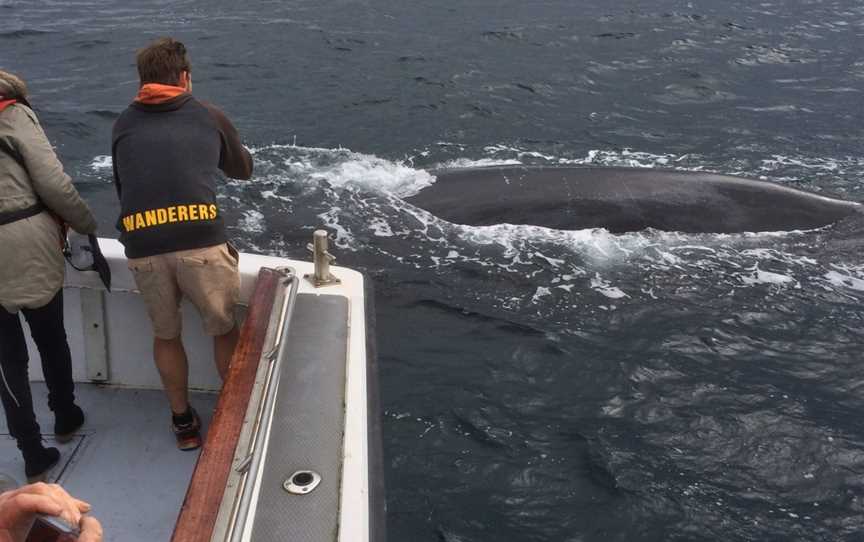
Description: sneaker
xmin=172 ymin=408 xmax=202 ymax=451
xmin=23 ymin=445 xmax=60 ymax=481
xmin=54 ymin=404 xmax=85 ymax=443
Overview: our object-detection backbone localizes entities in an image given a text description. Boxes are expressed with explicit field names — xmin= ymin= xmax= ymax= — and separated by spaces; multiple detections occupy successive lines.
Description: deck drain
xmin=283 ymin=470 xmax=321 ymax=495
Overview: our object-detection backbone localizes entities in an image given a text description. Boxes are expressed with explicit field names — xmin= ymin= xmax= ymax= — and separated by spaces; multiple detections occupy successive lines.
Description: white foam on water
xmin=438 ymin=157 xmax=523 ymax=169
xmin=429 ymin=220 xmax=809 ymax=292
xmin=740 ymin=248 xmax=819 ymax=267
xmin=824 ymin=266 xmax=864 ymax=292
xmin=530 ymin=286 xmax=552 ymax=304
xmin=484 ymin=145 xmax=559 ymax=161
xmin=89 ymin=155 xmax=112 ymax=170
xmin=244 ymin=143 xmax=436 ymax=198
xmin=467 ymin=145 xmax=693 ymax=169
xmin=737 ymin=105 xmax=813 ymax=113
xmin=237 ymin=210 xmax=265 ymax=233
xmin=317 ymin=205 xmax=356 ymax=249
xmin=306 ymin=155 xmax=435 ymax=197
xmin=759 ymin=155 xmax=843 ymax=173
xmin=740 ymin=265 xmax=799 ymax=288
xmin=533 ymin=252 xmax=565 ymax=267
xmin=369 ymin=216 xmax=394 ymax=237
xmin=590 ymin=273 xmax=628 ymax=299
xmin=455 ymin=222 xmax=625 ymax=266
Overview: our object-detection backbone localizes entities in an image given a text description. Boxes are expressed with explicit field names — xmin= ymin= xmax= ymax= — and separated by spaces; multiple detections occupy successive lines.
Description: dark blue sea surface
xmin=3 ymin=0 xmax=864 ymax=540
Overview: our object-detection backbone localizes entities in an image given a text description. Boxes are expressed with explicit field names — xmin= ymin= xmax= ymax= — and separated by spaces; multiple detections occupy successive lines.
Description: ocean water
xmin=3 ymin=0 xmax=864 ymax=540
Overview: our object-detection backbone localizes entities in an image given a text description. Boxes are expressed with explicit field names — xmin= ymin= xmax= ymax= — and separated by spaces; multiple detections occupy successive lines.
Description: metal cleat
xmin=304 ymin=230 xmax=341 ymax=287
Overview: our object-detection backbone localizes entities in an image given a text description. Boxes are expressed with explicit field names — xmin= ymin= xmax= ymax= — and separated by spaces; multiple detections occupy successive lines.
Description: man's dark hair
xmin=136 ymin=38 xmax=191 ymax=85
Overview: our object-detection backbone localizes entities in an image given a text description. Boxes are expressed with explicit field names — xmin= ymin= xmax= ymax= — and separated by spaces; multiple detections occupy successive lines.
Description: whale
xmin=405 ymin=166 xmax=862 ymax=233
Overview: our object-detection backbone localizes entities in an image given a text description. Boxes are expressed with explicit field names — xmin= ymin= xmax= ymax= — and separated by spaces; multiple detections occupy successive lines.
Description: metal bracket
xmin=304 ymin=230 xmax=341 ymax=287
xmin=235 ymin=454 xmax=253 ymax=474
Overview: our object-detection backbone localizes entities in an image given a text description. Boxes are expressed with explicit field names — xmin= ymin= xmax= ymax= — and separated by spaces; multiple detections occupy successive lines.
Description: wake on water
xmin=87 ymin=143 xmax=864 ymax=327
xmin=88 ymin=141 xmax=864 ymax=335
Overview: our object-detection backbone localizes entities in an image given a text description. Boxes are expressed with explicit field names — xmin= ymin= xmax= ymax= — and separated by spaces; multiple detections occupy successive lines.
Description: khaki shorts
xmin=128 ymin=243 xmax=240 ymax=340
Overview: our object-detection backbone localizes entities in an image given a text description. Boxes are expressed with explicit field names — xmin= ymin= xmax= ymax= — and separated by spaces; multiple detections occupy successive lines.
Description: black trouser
xmin=0 ymin=290 xmax=75 ymax=447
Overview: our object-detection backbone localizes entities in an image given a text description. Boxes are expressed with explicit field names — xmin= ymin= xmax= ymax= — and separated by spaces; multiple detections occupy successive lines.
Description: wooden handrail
xmin=171 ymin=268 xmax=282 ymax=542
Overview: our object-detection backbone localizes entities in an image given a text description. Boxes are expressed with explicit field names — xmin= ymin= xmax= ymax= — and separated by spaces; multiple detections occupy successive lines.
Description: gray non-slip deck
xmin=248 ymin=294 xmax=348 ymax=542
xmin=0 ymin=383 xmax=217 ymax=541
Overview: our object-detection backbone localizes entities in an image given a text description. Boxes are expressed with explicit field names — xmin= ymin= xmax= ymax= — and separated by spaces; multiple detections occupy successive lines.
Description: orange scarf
xmin=134 ymin=84 xmax=187 ymax=104
xmin=0 ymin=99 xmax=17 ymax=112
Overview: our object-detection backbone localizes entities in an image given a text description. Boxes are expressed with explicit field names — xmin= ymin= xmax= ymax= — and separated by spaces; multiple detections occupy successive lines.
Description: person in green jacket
xmin=0 ymin=70 xmax=97 ymax=481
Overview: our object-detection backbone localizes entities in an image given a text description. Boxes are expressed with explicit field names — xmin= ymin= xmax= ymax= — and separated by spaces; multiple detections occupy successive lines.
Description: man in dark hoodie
xmin=112 ymin=37 xmax=253 ymax=451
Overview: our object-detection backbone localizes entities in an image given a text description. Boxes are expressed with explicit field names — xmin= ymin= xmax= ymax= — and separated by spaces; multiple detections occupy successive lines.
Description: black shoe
xmin=54 ymin=404 xmax=85 ymax=442
xmin=172 ymin=408 xmax=202 ymax=451
xmin=23 ymin=445 xmax=60 ymax=481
